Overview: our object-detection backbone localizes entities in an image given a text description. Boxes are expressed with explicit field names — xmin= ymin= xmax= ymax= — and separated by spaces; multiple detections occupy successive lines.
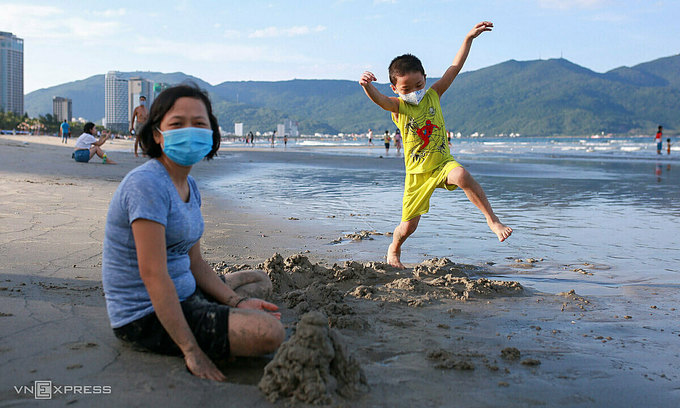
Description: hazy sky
xmin=2 ymin=0 xmax=679 ymax=94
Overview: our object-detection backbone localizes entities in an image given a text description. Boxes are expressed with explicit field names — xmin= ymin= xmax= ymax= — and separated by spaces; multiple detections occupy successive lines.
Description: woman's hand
xmin=184 ymin=348 xmax=226 ymax=382
xmin=237 ymin=298 xmax=282 ymax=320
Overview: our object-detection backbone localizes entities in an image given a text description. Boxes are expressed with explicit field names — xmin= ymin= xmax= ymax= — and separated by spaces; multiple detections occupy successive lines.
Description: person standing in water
xmin=394 ymin=128 xmax=402 ymax=155
xmin=655 ymin=125 xmax=663 ymax=155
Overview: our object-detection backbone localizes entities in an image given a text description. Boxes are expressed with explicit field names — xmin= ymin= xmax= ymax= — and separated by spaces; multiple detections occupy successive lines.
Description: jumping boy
xmin=359 ymin=21 xmax=512 ymax=268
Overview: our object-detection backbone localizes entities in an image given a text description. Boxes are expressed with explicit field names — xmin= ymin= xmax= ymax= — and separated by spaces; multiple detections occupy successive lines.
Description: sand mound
xmin=430 ymin=275 xmax=524 ymax=301
xmin=252 ymin=254 xmax=523 ymax=311
xmin=413 ymin=257 xmax=472 ymax=278
xmin=258 ymin=311 xmax=369 ymax=404
xmin=426 ymin=349 xmax=475 ymax=370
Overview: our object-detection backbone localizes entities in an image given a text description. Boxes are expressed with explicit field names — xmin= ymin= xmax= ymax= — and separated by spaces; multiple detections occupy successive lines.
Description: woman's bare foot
xmin=488 ymin=220 xmax=512 ymax=242
xmin=387 ymin=243 xmax=405 ymax=269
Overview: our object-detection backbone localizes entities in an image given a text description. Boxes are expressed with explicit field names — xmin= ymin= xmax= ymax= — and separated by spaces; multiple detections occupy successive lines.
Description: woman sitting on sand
xmin=102 ymin=84 xmax=284 ymax=381
xmin=72 ymin=122 xmax=116 ymax=164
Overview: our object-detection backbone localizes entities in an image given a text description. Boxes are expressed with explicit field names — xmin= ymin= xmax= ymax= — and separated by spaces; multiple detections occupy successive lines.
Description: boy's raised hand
xmin=468 ymin=21 xmax=493 ymax=39
xmin=359 ymin=71 xmax=377 ymax=87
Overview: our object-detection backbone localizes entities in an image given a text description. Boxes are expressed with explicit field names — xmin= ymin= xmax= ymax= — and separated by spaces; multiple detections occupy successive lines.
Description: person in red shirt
xmin=656 ymin=125 xmax=663 ymax=155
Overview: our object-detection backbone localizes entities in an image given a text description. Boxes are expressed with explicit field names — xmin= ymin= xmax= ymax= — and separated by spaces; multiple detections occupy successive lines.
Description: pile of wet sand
xmin=216 ymin=253 xmax=524 ymax=404
xmin=258 ymin=311 xmax=369 ymax=404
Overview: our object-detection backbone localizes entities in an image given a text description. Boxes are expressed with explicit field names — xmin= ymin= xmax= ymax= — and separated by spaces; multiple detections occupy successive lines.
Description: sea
xmin=211 ymin=135 xmax=679 ymax=296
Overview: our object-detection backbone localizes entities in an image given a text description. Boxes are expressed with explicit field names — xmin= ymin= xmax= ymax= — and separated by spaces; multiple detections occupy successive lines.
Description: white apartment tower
xmin=0 ymin=31 xmax=24 ymax=115
xmin=105 ymin=71 xmax=128 ymax=132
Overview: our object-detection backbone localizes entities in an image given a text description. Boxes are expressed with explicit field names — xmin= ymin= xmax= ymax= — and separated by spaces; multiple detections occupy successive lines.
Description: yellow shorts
xmin=402 ymin=160 xmax=462 ymax=222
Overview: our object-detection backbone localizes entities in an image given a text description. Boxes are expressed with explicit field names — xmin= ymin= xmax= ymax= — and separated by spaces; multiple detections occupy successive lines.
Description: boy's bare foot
xmin=488 ymin=220 xmax=512 ymax=242
xmin=387 ymin=243 xmax=405 ymax=269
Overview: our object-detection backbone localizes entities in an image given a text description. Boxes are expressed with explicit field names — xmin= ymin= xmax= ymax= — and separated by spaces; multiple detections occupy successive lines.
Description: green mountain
xmin=25 ymin=55 xmax=680 ymax=136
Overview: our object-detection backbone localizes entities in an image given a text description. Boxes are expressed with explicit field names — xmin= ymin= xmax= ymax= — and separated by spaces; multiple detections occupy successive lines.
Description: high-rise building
xmin=234 ymin=123 xmax=243 ymax=136
xmin=282 ymin=119 xmax=299 ymax=137
xmin=105 ymin=71 xmax=128 ymax=132
xmin=128 ymin=77 xmax=154 ymax=124
xmin=52 ymin=96 xmax=72 ymax=122
xmin=0 ymin=31 xmax=24 ymax=115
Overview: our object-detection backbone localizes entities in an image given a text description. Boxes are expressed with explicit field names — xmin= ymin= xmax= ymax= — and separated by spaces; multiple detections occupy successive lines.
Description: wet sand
xmin=1 ymin=135 xmax=679 ymax=407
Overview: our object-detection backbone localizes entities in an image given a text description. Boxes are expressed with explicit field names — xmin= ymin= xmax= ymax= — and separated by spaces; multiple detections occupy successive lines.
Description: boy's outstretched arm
xmin=359 ymin=71 xmax=400 ymax=113
xmin=431 ymin=21 xmax=493 ymax=98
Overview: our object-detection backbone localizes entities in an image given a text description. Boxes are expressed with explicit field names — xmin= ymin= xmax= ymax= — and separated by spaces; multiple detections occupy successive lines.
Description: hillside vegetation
xmin=25 ymin=55 xmax=680 ymax=136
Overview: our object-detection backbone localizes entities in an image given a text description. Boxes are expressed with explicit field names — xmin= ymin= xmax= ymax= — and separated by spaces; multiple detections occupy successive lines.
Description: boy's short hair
xmin=388 ymin=54 xmax=426 ymax=85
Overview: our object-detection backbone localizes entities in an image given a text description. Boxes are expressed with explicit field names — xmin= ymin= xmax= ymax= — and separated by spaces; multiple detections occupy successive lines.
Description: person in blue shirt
xmin=102 ymin=84 xmax=284 ymax=382
xmin=60 ymin=120 xmax=70 ymax=143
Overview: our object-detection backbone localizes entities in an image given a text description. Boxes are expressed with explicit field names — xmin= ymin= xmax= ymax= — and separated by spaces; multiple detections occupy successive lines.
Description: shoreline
xmin=1 ymin=134 xmax=678 ymax=406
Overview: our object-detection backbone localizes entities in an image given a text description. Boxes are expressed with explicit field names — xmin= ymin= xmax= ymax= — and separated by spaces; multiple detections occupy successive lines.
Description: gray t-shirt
xmin=102 ymin=159 xmax=202 ymax=328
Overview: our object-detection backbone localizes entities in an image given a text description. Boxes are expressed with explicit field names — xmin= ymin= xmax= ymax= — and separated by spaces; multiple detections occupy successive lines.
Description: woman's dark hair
xmin=83 ymin=122 xmax=96 ymax=134
xmin=388 ymin=54 xmax=426 ymax=85
xmin=137 ymin=83 xmax=221 ymax=159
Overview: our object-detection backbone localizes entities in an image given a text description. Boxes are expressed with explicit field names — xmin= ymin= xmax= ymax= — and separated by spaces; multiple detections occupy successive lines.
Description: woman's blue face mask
xmin=158 ymin=127 xmax=213 ymax=166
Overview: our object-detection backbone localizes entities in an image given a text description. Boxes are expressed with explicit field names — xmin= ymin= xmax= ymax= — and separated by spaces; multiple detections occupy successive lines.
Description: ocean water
xmin=212 ymin=136 xmax=679 ymax=295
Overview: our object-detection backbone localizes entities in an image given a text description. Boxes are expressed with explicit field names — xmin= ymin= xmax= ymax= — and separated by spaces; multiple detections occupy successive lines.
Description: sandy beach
xmin=1 ymin=134 xmax=679 ymax=407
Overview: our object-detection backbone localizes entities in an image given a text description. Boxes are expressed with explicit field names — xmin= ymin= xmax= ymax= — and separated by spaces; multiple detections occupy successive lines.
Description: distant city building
xmin=0 ymin=31 xmax=24 ymax=115
xmin=52 ymin=96 xmax=72 ymax=122
xmin=105 ymin=71 xmax=128 ymax=132
xmin=278 ymin=119 xmax=299 ymax=137
xmin=128 ymin=77 xmax=154 ymax=122
xmin=234 ymin=123 xmax=243 ymax=136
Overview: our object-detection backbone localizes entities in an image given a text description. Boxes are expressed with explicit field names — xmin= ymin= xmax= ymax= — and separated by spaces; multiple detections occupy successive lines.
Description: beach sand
xmin=1 ymin=135 xmax=678 ymax=407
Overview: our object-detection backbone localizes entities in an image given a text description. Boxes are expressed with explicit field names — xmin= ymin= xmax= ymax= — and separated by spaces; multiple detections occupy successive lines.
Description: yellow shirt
xmin=392 ymin=88 xmax=454 ymax=174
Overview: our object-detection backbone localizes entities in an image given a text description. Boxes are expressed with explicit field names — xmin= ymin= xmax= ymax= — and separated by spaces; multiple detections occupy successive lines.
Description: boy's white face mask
xmin=399 ymin=88 xmax=426 ymax=105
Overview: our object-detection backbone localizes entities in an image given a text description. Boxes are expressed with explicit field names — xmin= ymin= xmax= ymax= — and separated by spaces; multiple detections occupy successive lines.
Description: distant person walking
xmin=60 ymin=120 xmax=70 ymax=143
xmin=246 ymin=131 xmax=253 ymax=145
xmin=131 ymin=95 xmax=149 ymax=157
xmin=384 ymin=130 xmax=391 ymax=154
xmin=394 ymin=128 xmax=402 ymax=154
xmin=284 ymin=134 xmax=288 ymax=147
xmin=667 ymin=138 xmax=672 ymax=155
xmin=368 ymin=128 xmax=374 ymax=145
xmin=271 ymin=130 xmax=276 ymax=148
xmin=655 ymin=125 xmax=663 ymax=155
xmin=73 ymin=122 xmax=116 ymax=164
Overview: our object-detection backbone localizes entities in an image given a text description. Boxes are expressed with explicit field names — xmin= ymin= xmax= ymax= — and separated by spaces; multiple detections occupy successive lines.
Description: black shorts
xmin=113 ymin=288 xmax=231 ymax=359
xmin=385 ymin=143 xmax=390 ymax=148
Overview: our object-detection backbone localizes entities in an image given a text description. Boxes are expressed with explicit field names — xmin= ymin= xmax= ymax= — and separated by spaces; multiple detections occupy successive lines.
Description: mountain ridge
xmin=25 ymin=55 xmax=680 ymax=136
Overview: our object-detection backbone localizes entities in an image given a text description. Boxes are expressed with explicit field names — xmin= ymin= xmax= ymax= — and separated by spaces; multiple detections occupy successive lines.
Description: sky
xmin=2 ymin=0 xmax=679 ymax=94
